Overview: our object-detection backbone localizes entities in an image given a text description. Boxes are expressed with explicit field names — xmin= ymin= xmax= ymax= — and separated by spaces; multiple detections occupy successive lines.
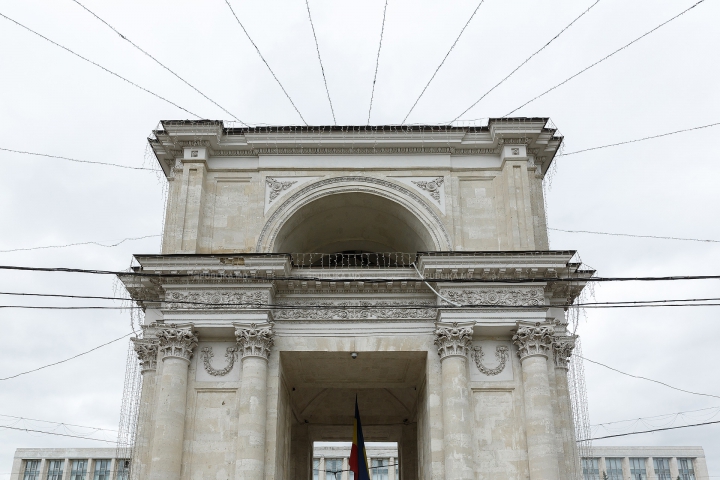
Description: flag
xmin=349 ymin=397 xmax=371 ymax=480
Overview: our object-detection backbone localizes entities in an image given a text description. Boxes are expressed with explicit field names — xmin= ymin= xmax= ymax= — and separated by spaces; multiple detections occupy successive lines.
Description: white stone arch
xmin=256 ymin=176 xmax=452 ymax=253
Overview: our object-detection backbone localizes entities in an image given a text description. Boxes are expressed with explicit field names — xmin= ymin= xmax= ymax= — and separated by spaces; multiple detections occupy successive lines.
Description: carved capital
xmin=512 ymin=323 xmax=554 ymax=360
xmin=132 ymin=338 xmax=159 ymax=373
xmin=434 ymin=322 xmax=473 ymax=360
xmin=156 ymin=324 xmax=198 ymax=363
xmin=552 ymin=335 xmax=576 ymax=369
xmin=235 ymin=323 xmax=274 ymax=361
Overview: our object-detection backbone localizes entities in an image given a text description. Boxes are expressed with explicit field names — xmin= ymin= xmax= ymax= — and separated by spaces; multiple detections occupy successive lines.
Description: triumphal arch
xmin=120 ymin=119 xmax=592 ymax=480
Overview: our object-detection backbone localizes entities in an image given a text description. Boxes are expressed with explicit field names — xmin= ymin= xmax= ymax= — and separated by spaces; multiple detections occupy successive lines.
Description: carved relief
xmin=471 ymin=345 xmax=509 ymax=376
xmin=274 ymin=300 xmax=436 ymax=320
xmin=266 ymin=177 xmax=298 ymax=202
xmin=156 ymin=324 xmax=198 ymax=362
xmin=132 ymin=338 xmax=159 ymax=373
xmin=434 ymin=322 xmax=473 ymax=360
xmin=411 ymin=177 xmax=444 ymax=202
xmin=200 ymin=346 xmax=238 ymax=376
xmin=552 ymin=335 xmax=576 ymax=369
xmin=235 ymin=323 xmax=274 ymax=360
xmin=512 ymin=324 xmax=554 ymax=359
xmin=442 ymin=288 xmax=544 ymax=306
xmin=165 ymin=290 xmax=269 ymax=310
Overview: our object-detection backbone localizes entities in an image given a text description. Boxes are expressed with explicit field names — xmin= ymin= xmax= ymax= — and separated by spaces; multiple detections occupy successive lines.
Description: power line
xmin=0 ymin=332 xmax=132 ymax=381
xmin=0 ymin=12 xmax=201 ymax=118
xmin=504 ymin=0 xmax=706 ymax=117
xmin=557 ymin=121 xmax=720 ymax=157
xmin=0 ymin=147 xmax=158 ymax=172
xmin=70 ymin=0 xmax=248 ymax=125
xmin=580 ymin=356 xmax=720 ymax=400
xmin=0 ymin=414 xmax=116 ymax=433
xmin=451 ymin=0 xmax=602 ymax=122
xmin=367 ymin=0 xmax=388 ymax=125
xmin=591 ymin=406 xmax=720 ymax=428
xmin=0 ymin=425 xmax=115 ymax=443
xmin=579 ymin=419 xmax=720 ymax=441
xmin=400 ymin=0 xmax=487 ymax=125
xmin=0 ymin=234 xmax=161 ymax=253
xmin=223 ymin=0 xmax=307 ymax=125
xmin=304 ymin=0 xmax=336 ymax=124
xmin=549 ymin=227 xmax=720 ymax=243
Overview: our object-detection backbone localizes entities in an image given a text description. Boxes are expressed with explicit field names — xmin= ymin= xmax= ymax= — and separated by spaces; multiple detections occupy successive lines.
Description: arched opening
xmin=272 ymin=192 xmax=435 ymax=254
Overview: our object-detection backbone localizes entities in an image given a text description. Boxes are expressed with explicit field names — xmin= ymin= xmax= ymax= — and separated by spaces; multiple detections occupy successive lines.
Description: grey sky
xmin=1 ymin=0 xmax=719 ymax=476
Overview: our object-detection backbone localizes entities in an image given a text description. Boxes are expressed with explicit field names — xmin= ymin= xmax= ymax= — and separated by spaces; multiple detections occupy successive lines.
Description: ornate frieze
xmin=470 ymin=345 xmax=509 ymax=376
xmin=200 ymin=346 xmax=238 ymax=376
xmin=512 ymin=324 xmax=554 ymax=360
xmin=156 ymin=324 xmax=198 ymax=362
xmin=235 ymin=323 xmax=275 ymax=360
xmin=132 ymin=338 xmax=159 ymax=373
xmin=552 ymin=335 xmax=576 ymax=369
xmin=164 ymin=290 xmax=269 ymax=310
xmin=434 ymin=322 xmax=473 ymax=360
xmin=411 ymin=177 xmax=444 ymax=202
xmin=441 ymin=288 xmax=544 ymax=307
xmin=266 ymin=177 xmax=298 ymax=202
xmin=273 ymin=300 xmax=436 ymax=320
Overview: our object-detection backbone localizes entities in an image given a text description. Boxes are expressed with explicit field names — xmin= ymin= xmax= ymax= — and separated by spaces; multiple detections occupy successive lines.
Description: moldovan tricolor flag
xmin=349 ymin=397 xmax=371 ymax=480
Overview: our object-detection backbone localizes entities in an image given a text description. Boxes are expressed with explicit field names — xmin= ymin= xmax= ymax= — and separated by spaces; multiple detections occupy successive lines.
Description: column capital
xmin=132 ymin=337 xmax=159 ymax=373
xmin=512 ymin=323 xmax=554 ymax=360
xmin=156 ymin=324 xmax=198 ymax=363
xmin=235 ymin=323 xmax=275 ymax=360
xmin=552 ymin=334 xmax=577 ymax=369
xmin=434 ymin=322 xmax=473 ymax=360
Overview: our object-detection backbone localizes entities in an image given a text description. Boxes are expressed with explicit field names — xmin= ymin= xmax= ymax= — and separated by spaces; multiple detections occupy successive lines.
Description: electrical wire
xmin=70 ymin=0 xmax=247 ymax=125
xmin=549 ymin=227 xmax=720 ymax=244
xmin=557 ymin=121 xmax=720 ymax=156
xmin=0 ymin=12 xmax=201 ymax=118
xmin=0 ymin=332 xmax=133 ymax=381
xmin=304 ymin=0 xmax=335 ymax=124
xmin=0 ymin=425 xmax=115 ymax=443
xmin=0 ymin=234 xmax=161 ymax=253
xmin=223 ymin=0 xmax=308 ymax=125
xmin=591 ymin=406 xmax=720 ymax=428
xmin=451 ymin=0 xmax=602 ymax=122
xmin=504 ymin=0 xmax=706 ymax=116
xmin=579 ymin=419 xmax=720 ymax=441
xmin=0 ymin=147 xmax=158 ymax=172
xmin=400 ymin=0 xmax=487 ymax=124
xmin=0 ymin=414 xmax=116 ymax=433
xmin=367 ymin=0 xmax=388 ymax=125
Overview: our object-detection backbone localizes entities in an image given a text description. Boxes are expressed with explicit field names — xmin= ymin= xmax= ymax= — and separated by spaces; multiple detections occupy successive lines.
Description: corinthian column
xmin=235 ymin=323 xmax=274 ymax=480
xmin=132 ymin=337 xmax=159 ymax=480
xmin=434 ymin=323 xmax=474 ymax=480
xmin=553 ymin=335 xmax=578 ymax=479
xmin=148 ymin=325 xmax=197 ymax=480
xmin=513 ymin=324 xmax=560 ymax=480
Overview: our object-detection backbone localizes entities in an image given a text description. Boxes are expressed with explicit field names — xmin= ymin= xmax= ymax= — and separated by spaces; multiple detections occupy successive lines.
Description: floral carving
xmin=132 ymin=338 xmax=159 ymax=373
xmin=266 ymin=177 xmax=298 ymax=202
xmin=412 ymin=177 xmax=444 ymax=202
xmin=434 ymin=322 xmax=473 ymax=360
xmin=274 ymin=300 xmax=436 ymax=320
xmin=156 ymin=324 xmax=198 ymax=362
xmin=165 ymin=291 xmax=269 ymax=310
xmin=442 ymin=288 xmax=544 ymax=306
xmin=200 ymin=346 xmax=237 ymax=376
xmin=552 ymin=335 xmax=576 ymax=369
xmin=471 ymin=345 xmax=509 ymax=376
xmin=512 ymin=324 xmax=554 ymax=360
xmin=236 ymin=323 xmax=274 ymax=360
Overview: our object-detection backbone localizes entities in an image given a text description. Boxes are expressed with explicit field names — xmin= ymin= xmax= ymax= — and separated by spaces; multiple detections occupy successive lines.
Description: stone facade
xmin=581 ymin=446 xmax=710 ymax=480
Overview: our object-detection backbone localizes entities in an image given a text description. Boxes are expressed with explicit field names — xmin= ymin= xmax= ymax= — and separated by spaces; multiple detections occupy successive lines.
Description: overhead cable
xmin=0 ymin=234 xmax=161 ymax=253
xmin=591 ymin=405 xmax=720 ymax=428
xmin=0 ymin=425 xmax=115 ymax=443
xmin=367 ymin=0 xmax=389 ymax=124
xmin=504 ymin=0 xmax=706 ymax=116
xmin=0 ymin=147 xmax=158 ymax=172
xmin=400 ymin=0 xmax=487 ymax=124
xmin=304 ymin=0 xmax=336 ymax=124
xmin=0 ymin=414 xmax=116 ymax=433
xmin=0 ymin=13 xmax=201 ymax=118
xmin=223 ymin=0 xmax=308 ymax=125
xmin=549 ymin=227 xmax=720 ymax=244
xmin=451 ymin=0 xmax=601 ymax=122
xmin=70 ymin=0 xmax=248 ymax=125
xmin=579 ymin=419 xmax=720 ymax=441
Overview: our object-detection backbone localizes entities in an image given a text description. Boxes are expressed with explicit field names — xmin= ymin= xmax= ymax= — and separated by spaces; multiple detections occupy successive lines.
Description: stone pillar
xmin=694 ymin=456 xmax=710 ymax=480
xmin=388 ymin=456 xmax=396 ymax=480
xmin=132 ymin=337 xmax=159 ymax=480
xmin=235 ymin=323 xmax=275 ymax=480
xmin=148 ymin=325 xmax=197 ymax=480
xmin=434 ymin=323 xmax=474 ymax=480
xmin=670 ymin=457 xmax=679 ymax=479
xmin=513 ymin=324 xmax=560 ymax=480
xmin=646 ymin=458 xmax=657 ymax=480
xmin=553 ymin=334 xmax=579 ymax=479
xmin=318 ymin=457 xmax=326 ymax=480
xmin=622 ymin=457 xmax=631 ymax=480
xmin=341 ymin=457 xmax=349 ymax=480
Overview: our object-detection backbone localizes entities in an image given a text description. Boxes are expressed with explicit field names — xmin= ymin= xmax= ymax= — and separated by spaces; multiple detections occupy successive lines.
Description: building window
xmin=23 ymin=460 xmax=40 ymax=480
xmin=325 ymin=458 xmax=342 ymax=480
xmin=629 ymin=458 xmax=647 ymax=480
xmin=678 ymin=458 xmax=696 ymax=480
xmin=606 ymin=458 xmax=623 ymax=480
xmin=93 ymin=460 xmax=111 ymax=480
xmin=312 ymin=459 xmax=320 ymax=480
xmin=371 ymin=458 xmax=389 ymax=480
xmin=654 ymin=458 xmax=672 ymax=480
xmin=70 ymin=460 xmax=88 ymax=480
xmin=116 ymin=459 xmax=131 ymax=480
xmin=47 ymin=460 xmax=64 ymax=480
xmin=582 ymin=458 xmax=600 ymax=480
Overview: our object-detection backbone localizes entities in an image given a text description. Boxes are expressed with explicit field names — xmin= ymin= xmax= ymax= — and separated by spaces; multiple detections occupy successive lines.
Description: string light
xmin=304 ymin=0 xmax=336 ymax=124
xmin=367 ymin=0 xmax=388 ymax=125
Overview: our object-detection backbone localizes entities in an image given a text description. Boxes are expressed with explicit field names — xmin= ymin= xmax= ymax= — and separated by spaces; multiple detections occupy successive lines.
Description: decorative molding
xmin=552 ymin=335 xmax=576 ymax=369
xmin=441 ymin=288 xmax=544 ymax=307
xmin=274 ymin=300 xmax=436 ymax=320
xmin=165 ymin=290 xmax=269 ymax=310
xmin=266 ymin=177 xmax=298 ymax=203
xmin=210 ymin=147 xmax=499 ymax=156
xmin=200 ymin=346 xmax=238 ymax=376
xmin=235 ymin=323 xmax=275 ymax=360
xmin=498 ymin=137 xmax=530 ymax=145
xmin=434 ymin=322 xmax=473 ymax=360
xmin=512 ymin=323 xmax=554 ymax=360
xmin=132 ymin=338 xmax=159 ymax=373
xmin=411 ymin=177 xmax=444 ymax=202
xmin=471 ymin=345 xmax=509 ymax=376
xmin=156 ymin=324 xmax=198 ymax=363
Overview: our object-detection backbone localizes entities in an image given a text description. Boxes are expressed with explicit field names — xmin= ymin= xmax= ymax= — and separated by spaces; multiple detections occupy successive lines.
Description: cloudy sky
xmin=1 ymin=0 xmax=719 ymax=476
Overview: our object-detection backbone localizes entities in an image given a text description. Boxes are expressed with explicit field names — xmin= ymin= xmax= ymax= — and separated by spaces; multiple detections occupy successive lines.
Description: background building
xmin=581 ymin=446 xmax=710 ymax=480
xmin=9 ymin=448 xmax=129 ymax=480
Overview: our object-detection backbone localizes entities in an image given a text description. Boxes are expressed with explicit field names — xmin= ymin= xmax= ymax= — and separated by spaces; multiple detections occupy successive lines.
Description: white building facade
xmin=581 ymin=446 xmax=710 ymax=480
xmin=9 ymin=448 xmax=129 ymax=480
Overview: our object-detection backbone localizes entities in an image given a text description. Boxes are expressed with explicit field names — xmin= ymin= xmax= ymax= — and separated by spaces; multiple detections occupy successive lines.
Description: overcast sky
xmin=1 ymin=0 xmax=719 ymax=476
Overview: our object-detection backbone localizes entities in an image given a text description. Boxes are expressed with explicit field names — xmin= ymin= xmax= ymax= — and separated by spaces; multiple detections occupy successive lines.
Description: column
xmin=61 ymin=458 xmax=70 ymax=480
xmin=553 ymin=335 xmax=579 ymax=480
xmin=513 ymin=324 xmax=561 ymax=480
xmin=132 ymin=337 xmax=159 ymax=480
xmin=388 ymin=457 xmax=395 ymax=480
xmin=622 ymin=457 xmax=631 ymax=480
xmin=646 ymin=458 xmax=657 ymax=480
xmin=341 ymin=457 xmax=349 ymax=480
xmin=694 ymin=457 xmax=710 ymax=480
xmin=235 ymin=323 xmax=275 ymax=480
xmin=670 ymin=458 xmax=679 ymax=479
xmin=434 ymin=323 xmax=474 ymax=480
xmin=148 ymin=325 xmax=197 ymax=480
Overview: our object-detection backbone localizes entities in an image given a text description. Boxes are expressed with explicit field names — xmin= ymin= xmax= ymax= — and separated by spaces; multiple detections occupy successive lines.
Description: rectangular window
xmin=325 ymin=459 xmax=343 ymax=480
xmin=47 ymin=460 xmax=64 ymax=480
xmin=93 ymin=460 xmax=111 ymax=480
xmin=606 ymin=458 xmax=623 ymax=480
xmin=70 ymin=460 xmax=88 ymax=480
xmin=654 ymin=458 xmax=672 ymax=480
xmin=312 ymin=459 xmax=319 ymax=480
xmin=582 ymin=458 xmax=600 ymax=480
xmin=371 ymin=458 xmax=389 ymax=480
xmin=116 ymin=459 xmax=131 ymax=480
xmin=629 ymin=458 xmax=647 ymax=480
xmin=678 ymin=458 xmax=695 ymax=480
xmin=23 ymin=460 xmax=40 ymax=480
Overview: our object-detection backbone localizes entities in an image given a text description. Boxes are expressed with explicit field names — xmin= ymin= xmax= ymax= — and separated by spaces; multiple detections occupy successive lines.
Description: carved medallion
xmin=471 ymin=345 xmax=509 ymax=376
xmin=266 ymin=177 xmax=298 ymax=203
xmin=200 ymin=346 xmax=238 ymax=376
xmin=412 ymin=177 xmax=444 ymax=202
